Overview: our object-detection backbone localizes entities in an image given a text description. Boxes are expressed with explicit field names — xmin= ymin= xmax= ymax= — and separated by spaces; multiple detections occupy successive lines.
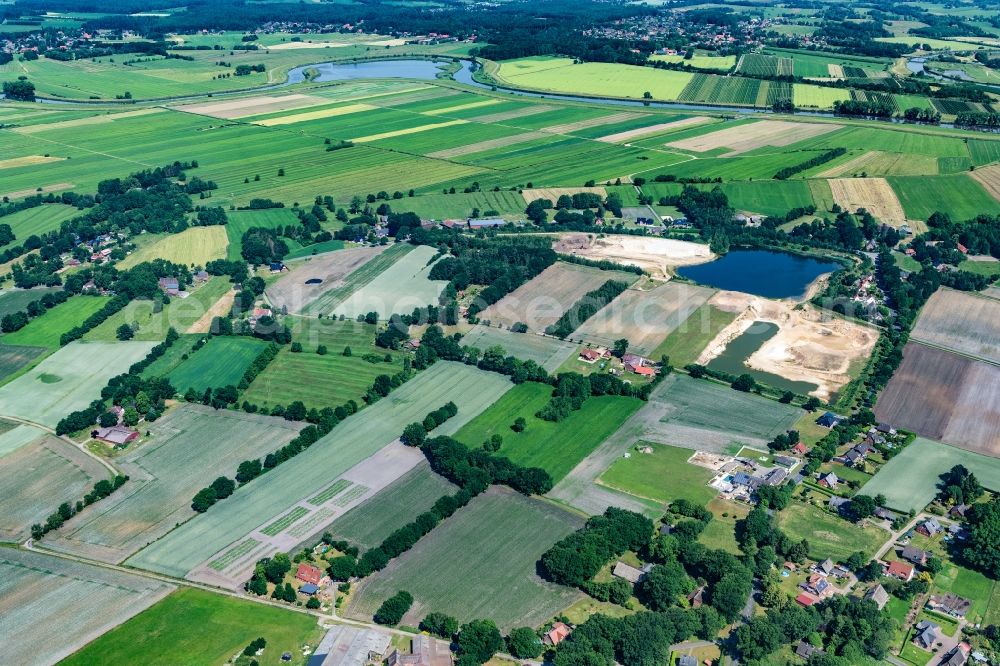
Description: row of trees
xmin=30 ymin=474 xmax=127 ymax=540
xmin=544 ymin=279 xmax=630 ymax=339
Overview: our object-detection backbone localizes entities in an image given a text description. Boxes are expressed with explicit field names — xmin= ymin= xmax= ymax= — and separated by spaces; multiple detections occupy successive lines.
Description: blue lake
xmin=677 ymin=249 xmax=841 ymax=299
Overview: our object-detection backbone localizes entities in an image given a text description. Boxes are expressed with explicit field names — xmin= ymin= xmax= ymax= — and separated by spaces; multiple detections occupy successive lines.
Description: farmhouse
xmin=627 ymin=363 xmax=656 ymax=377
xmin=913 ymin=619 xmax=939 ymax=650
xmin=886 ymin=560 xmax=915 ymax=582
xmin=543 ymin=622 xmax=572 ymax=647
xmin=949 ymin=504 xmax=969 ymax=519
xmin=612 ymin=561 xmax=649 ymax=584
xmin=864 ymin=584 xmax=890 ymax=610
xmin=296 ymin=563 xmax=323 ymax=586
xmin=791 ymin=442 xmax=808 ymax=455
xmin=158 ymin=277 xmax=180 ymax=296
xmin=874 ymin=507 xmax=898 ymax=521
xmin=917 ymin=518 xmax=942 ymax=537
xmin=579 ymin=348 xmax=604 ymax=363
xmin=93 ymin=425 xmax=139 ymax=447
xmin=395 ymin=636 xmax=451 ymax=666
xmin=928 ymin=593 xmax=971 ymax=619
xmin=312 ymin=625 xmax=392 ymax=666
xmin=939 ymin=644 xmax=971 ymax=666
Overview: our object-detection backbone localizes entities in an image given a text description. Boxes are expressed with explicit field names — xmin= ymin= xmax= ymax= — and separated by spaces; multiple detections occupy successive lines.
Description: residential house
xmin=774 ymin=455 xmax=797 ymax=468
xmin=949 ymin=504 xmax=969 ymax=519
xmin=939 ymin=644 xmax=970 ymax=666
xmin=194 ymin=270 xmax=210 ymax=282
xmin=900 ymin=546 xmax=929 ymax=566
xmin=627 ymin=363 xmax=656 ymax=377
xmin=158 ymin=277 xmax=180 ymax=295
xmin=874 ymin=507 xmax=898 ymax=521
xmin=687 ymin=586 xmax=705 ymax=608
xmin=795 ymin=642 xmax=824 ymax=659
xmin=865 ymin=584 xmax=890 ymax=610
xmin=818 ymin=472 xmax=839 ymax=489
xmin=814 ymin=559 xmax=835 ymax=576
xmin=791 ymin=442 xmax=808 ymax=455
xmin=579 ymin=348 xmax=603 ymax=363
xmin=296 ymin=563 xmax=323 ymax=586
xmin=543 ymin=622 xmax=572 ymax=647
xmin=93 ymin=425 xmax=139 ymax=447
xmin=621 ymin=353 xmax=647 ymax=368
xmin=917 ymin=518 xmax=942 ymax=537
xmin=914 ymin=620 xmax=939 ymax=650
xmin=816 ymin=411 xmax=842 ymax=428
xmin=887 ymin=560 xmax=915 ymax=582
xmin=802 ymin=574 xmax=832 ymax=598
xmin=928 ymin=593 xmax=971 ymax=619
xmin=612 ymin=561 xmax=646 ymax=584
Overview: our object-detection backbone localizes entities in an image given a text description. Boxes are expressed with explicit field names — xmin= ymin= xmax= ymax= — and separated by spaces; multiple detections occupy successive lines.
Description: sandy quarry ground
xmin=697 ymin=291 xmax=879 ymax=400
xmin=552 ymin=233 xmax=714 ymax=277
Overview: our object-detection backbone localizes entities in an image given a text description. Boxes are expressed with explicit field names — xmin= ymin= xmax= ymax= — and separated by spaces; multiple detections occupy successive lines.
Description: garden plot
xmin=968 ymin=163 xmax=1000 ymax=202
xmin=828 ymin=177 xmax=907 ymax=227
xmin=126 ymin=362 xmax=512 ymax=579
xmin=329 ymin=244 xmax=449 ymax=319
xmin=459 ymin=325 xmax=578 ymax=371
xmin=571 ymin=281 xmax=715 ymax=356
xmin=666 ymin=120 xmax=840 ymax=156
xmin=265 ymin=245 xmax=387 ymax=314
xmin=596 ymin=116 xmax=711 ymax=143
xmin=478 ymin=262 xmax=639 ymax=332
xmin=175 ymin=93 xmax=329 ymax=119
xmin=520 ymin=186 xmax=607 ymax=204
xmin=861 ymin=437 xmax=1000 ymax=513
xmin=189 ymin=442 xmax=427 ymax=589
xmin=0 ymin=427 xmax=108 ymax=541
xmin=910 ymin=288 xmax=1000 ymax=364
xmin=0 ymin=549 xmax=174 ymax=666
xmin=553 ymin=233 xmax=714 ymax=278
xmin=42 ymin=405 xmax=303 ymax=563
xmin=875 ymin=342 xmax=1000 ymax=457
xmin=697 ymin=291 xmax=879 ymax=401
xmin=346 ymin=487 xmax=583 ymax=632
xmin=0 ymin=341 xmax=156 ymax=427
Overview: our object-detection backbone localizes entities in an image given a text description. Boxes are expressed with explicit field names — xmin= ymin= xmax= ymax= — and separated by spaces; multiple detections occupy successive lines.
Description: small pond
xmin=706 ymin=321 xmax=818 ymax=396
xmin=677 ymin=249 xmax=841 ymax=299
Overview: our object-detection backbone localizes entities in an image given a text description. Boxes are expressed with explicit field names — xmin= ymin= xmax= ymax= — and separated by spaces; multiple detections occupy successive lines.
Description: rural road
xmin=2 ymin=414 xmax=121 ymax=477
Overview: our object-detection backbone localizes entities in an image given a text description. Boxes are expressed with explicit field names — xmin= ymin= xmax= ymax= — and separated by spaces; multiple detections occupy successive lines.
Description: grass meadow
xmin=1 ymin=295 xmax=109 ymax=348
xmin=61 ymin=587 xmax=321 ymax=666
xmin=599 ymin=441 xmax=717 ymax=507
xmin=119 ymin=226 xmax=229 ymax=269
xmin=126 ymin=362 xmax=512 ymax=578
xmin=0 ymin=203 xmax=80 ymax=238
xmin=889 ymin=174 xmax=1000 ymax=220
xmin=347 ymin=487 xmax=583 ymax=632
xmin=166 ymin=336 xmax=267 ymax=393
xmin=775 ymin=502 xmax=887 ymax=562
xmin=453 ymin=381 xmax=643 ymax=482
xmin=651 ymin=303 xmax=738 ymax=367
xmin=0 ymin=287 xmax=61 ymax=317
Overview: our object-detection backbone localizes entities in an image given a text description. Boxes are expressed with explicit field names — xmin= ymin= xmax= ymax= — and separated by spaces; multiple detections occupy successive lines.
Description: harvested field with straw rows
xmin=666 ymin=119 xmax=840 ymax=156
xmin=520 ymin=186 xmax=607 ymax=205
xmin=910 ymin=288 xmax=1000 ymax=364
xmin=817 ymin=150 xmax=938 ymax=177
xmin=828 ymin=177 xmax=907 ymax=226
xmin=875 ymin=342 xmax=1000 ymax=457
xmin=969 ymin=163 xmax=1000 ymax=202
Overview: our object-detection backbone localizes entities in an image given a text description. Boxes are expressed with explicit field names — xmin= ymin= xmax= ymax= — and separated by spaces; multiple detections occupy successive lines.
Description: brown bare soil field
xmin=553 ymin=232 xmax=714 ymax=277
xmin=475 ymin=105 xmax=557 ymax=123
xmin=875 ymin=342 xmax=1000 ymax=456
xmin=828 ymin=177 xmax=907 ymax=226
xmin=265 ymin=246 xmax=386 ymax=314
xmin=478 ymin=262 xmax=638 ymax=332
xmin=969 ymin=164 xmax=1000 ymax=202
xmin=666 ymin=120 xmax=840 ymax=155
xmin=0 ymin=155 xmax=66 ymax=169
xmin=427 ymin=131 xmax=548 ymax=159
xmin=699 ymin=291 xmax=879 ymax=400
xmin=540 ymin=112 xmax=643 ymax=135
xmin=187 ymin=289 xmax=235 ymax=334
xmin=572 ymin=281 xmax=715 ymax=355
xmin=828 ymin=64 xmax=845 ymax=77
xmin=521 ymin=186 xmax=607 ymax=205
xmin=596 ymin=116 xmax=712 ymax=143
xmin=910 ymin=287 xmax=1000 ymax=363
xmin=176 ymin=93 xmax=329 ymax=119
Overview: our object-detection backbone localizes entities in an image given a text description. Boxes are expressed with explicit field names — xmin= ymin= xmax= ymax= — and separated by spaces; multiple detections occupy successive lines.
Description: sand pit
xmin=596 ymin=116 xmax=711 ymax=143
xmin=266 ymin=246 xmax=387 ymax=314
xmin=666 ymin=120 xmax=840 ymax=156
xmin=828 ymin=177 xmax=907 ymax=227
xmin=176 ymin=94 xmax=329 ymax=120
xmin=552 ymin=233 xmax=714 ymax=278
xmin=968 ymin=164 xmax=1000 ymax=203
xmin=0 ymin=155 xmax=66 ymax=169
xmin=696 ymin=291 xmax=879 ymax=400
xmin=521 ymin=187 xmax=608 ymax=205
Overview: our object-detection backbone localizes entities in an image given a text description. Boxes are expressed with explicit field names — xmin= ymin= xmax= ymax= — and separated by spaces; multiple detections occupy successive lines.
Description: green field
xmin=0 ymin=203 xmax=80 ymax=238
xmin=61 ymin=587 xmax=322 ymax=666
xmin=43 ymin=405 xmax=303 ymax=563
xmin=225 ymin=208 xmax=300 ymax=261
xmin=0 ymin=343 xmax=47 ymax=383
xmin=391 ymin=191 xmax=526 ymax=220
xmin=495 ymin=57 xmax=693 ymax=101
xmin=932 ymin=561 xmax=1000 ymax=626
xmin=329 ymin=244 xmax=448 ymax=319
xmin=119 ymin=226 xmax=229 ymax=269
xmin=1 ymin=549 xmax=175 ymax=666
xmin=889 ymin=174 xmax=1000 ymax=220
xmin=775 ymin=502 xmax=888 ymax=562
xmin=126 ymin=362 xmax=512 ymax=578
xmin=1 ymin=295 xmax=110 ymax=348
xmin=284 ymin=239 xmax=346 ymax=260
xmin=453 ymin=381 xmax=643 ymax=482
xmin=861 ymin=437 xmax=1000 ymax=512
xmin=166 ymin=336 xmax=267 ymax=393
xmin=0 ymin=287 xmax=61 ymax=317
xmin=651 ymin=303 xmax=738 ymax=367
xmin=599 ymin=441 xmax=717 ymax=507
xmin=0 ymin=340 xmax=156 ymax=427
xmin=347 ymin=488 xmax=583 ymax=632
xmin=244 ymin=317 xmax=405 ymax=409
xmin=459 ymin=325 xmax=578 ymax=371
xmin=326 ymin=462 xmax=457 ymax=551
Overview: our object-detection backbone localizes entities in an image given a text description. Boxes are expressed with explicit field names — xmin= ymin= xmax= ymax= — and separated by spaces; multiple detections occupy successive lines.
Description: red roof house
xmin=791 ymin=442 xmax=808 ymax=455
xmin=296 ymin=563 xmax=323 ymax=585
xmin=886 ymin=561 xmax=914 ymax=582
xmin=795 ymin=593 xmax=818 ymax=607
xmin=543 ymin=622 xmax=572 ymax=646
xmin=579 ymin=349 xmax=602 ymax=362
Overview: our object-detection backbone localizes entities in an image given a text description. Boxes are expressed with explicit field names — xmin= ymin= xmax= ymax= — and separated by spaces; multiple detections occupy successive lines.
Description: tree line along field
xmin=61 ymin=587 xmax=322 ymax=666
xmin=42 ymin=405 xmax=304 ymax=563
xmin=1 ymin=294 xmax=109 ymax=348
xmin=0 ymin=422 xmax=110 ymax=541
xmin=125 ymin=362 xmax=513 ymax=579
xmin=242 ymin=317 xmax=407 ymax=410
xmin=1 ymin=549 xmax=175 ymax=666
xmin=459 ymin=325 xmax=578 ymax=372
xmin=346 ymin=487 xmax=584 ymax=633
xmin=166 ymin=336 xmax=268 ymax=394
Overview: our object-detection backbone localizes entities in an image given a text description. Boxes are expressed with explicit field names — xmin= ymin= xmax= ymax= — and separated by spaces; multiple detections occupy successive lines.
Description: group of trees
xmin=30 ymin=474 xmax=128 ymax=540
xmin=544 ymin=279 xmax=630 ymax=339
xmin=541 ymin=507 xmax=653 ymax=587
xmin=421 ymin=435 xmax=553 ymax=496
xmin=939 ymin=465 xmax=984 ymax=506
xmin=774 ymin=148 xmax=847 ymax=180
xmin=3 ymin=78 xmax=35 ymax=101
